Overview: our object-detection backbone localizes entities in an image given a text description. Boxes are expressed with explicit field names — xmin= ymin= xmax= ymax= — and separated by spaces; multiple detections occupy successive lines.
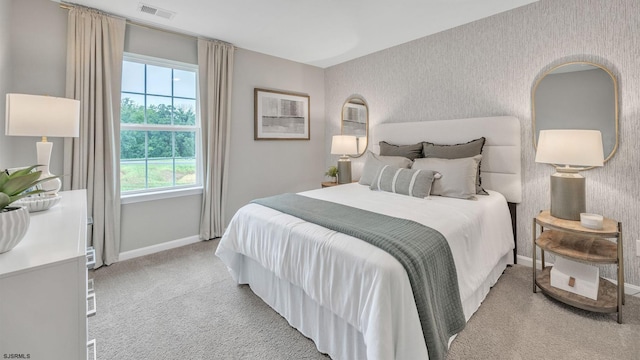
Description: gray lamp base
xmin=337 ymin=158 xmax=352 ymax=184
xmin=550 ymin=173 xmax=585 ymax=221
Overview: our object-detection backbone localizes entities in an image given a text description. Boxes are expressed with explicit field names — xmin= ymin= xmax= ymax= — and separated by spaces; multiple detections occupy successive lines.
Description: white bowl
xmin=580 ymin=213 xmax=603 ymax=230
xmin=14 ymin=194 xmax=62 ymax=212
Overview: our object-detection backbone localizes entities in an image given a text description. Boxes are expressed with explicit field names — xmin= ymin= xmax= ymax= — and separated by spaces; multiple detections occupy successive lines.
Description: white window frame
xmin=120 ymin=53 xmax=202 ymax=203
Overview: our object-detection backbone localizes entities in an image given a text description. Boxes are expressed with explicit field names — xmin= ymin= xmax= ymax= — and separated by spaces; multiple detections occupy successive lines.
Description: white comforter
xmin=216 ymin=183 xmax=514 ymax=359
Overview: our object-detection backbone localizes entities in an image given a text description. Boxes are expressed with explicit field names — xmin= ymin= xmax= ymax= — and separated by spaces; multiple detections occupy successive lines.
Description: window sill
xmin=121 ymin=187 xmax=203 ymax=205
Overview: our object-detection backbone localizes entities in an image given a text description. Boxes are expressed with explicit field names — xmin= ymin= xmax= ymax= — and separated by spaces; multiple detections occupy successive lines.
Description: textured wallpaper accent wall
xmin=325 ymin=0 xmax=640 ymax=286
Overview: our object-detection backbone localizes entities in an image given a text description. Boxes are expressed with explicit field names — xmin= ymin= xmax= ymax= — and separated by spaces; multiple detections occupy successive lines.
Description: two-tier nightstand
xmin=321 ymin=181 xmax=339 ymax=188
xmin=532 ymin=210 xmax=624 ymax=323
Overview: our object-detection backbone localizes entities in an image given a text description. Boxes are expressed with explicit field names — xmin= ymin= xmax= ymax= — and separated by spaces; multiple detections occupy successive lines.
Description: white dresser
xmin=0 ymin=190 xmax=95 ymax=360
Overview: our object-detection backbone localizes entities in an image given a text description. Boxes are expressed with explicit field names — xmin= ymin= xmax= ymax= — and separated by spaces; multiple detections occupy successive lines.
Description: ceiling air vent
xmin=138 ymin=3 xmax=175 ymax=20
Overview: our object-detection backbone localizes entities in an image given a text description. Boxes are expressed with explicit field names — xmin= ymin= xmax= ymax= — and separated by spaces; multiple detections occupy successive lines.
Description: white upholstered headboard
xmin=372 ymin=116 xmax=522 ymax=203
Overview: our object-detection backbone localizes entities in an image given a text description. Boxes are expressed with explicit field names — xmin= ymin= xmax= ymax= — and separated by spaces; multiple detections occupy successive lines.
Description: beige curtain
xmin=198 ymin=39 xmax=235 ymax=240
xmin=64 ymin=7 xmax=125 ymax=267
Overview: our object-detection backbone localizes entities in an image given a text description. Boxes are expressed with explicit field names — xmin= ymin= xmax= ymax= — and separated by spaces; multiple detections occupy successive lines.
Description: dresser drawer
xmin=87 ymin=339 xmax=96 ymax=360
xmin=86 ymin=246 xmax=96 ymax=269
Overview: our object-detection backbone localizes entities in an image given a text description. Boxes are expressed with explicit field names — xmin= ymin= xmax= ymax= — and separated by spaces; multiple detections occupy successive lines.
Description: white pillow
xmin=359 ymin=151 xmax=413 ymax=186
xmin=411 ymin=155 xmax=482 ymax=200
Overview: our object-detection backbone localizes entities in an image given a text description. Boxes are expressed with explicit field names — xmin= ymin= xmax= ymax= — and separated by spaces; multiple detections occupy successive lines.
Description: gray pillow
xmin=359 ymin=151 xmax=413 ymax=186
xmin=412 ymin=155 xmax=481 ymax=200
xmin=422 ymin=137 xmax=487 ymax=195
xmin=370 ymin=165 xmax=438 ymax=198
xmin=379 ymin=141 xmax=423 ymax=160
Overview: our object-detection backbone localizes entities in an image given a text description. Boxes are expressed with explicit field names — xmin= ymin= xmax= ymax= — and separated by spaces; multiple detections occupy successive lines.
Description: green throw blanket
xmin=252 ymin=193 xmax=465 ymax=360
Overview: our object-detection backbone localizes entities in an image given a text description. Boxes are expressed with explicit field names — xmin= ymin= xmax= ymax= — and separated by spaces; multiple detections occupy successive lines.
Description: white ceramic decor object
xmin=580 ymin=213 xmax=604 ymax=230
xmin=14 ymin=194 xmax=62 ymax=212
xmin=0 ymin=206 xmax=30 ymax=253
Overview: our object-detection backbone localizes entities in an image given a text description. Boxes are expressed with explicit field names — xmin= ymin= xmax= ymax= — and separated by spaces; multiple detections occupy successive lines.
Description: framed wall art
xmin=254 ymin=88 xmax=310 ymax=140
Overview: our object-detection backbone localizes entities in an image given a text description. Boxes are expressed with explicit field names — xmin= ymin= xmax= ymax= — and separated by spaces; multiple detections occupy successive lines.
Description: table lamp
xmin=5 ymin=94 xmax=81 ymax=195
xmin=535 ymin=129 xmax=604 ymax=220
xmin=331 ymin=135 xmax=357 ymax=184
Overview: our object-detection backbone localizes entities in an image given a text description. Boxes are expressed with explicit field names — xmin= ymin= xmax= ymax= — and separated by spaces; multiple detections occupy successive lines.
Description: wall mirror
xmin=341 ymin=96 xmax=368 ymax=157
xmin=532 ymin=61 xmax=618 ymax=164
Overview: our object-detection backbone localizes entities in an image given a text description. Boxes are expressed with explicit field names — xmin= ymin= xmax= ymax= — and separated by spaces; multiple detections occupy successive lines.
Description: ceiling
xmin=60 ymin=0 xmax=538 ymax=68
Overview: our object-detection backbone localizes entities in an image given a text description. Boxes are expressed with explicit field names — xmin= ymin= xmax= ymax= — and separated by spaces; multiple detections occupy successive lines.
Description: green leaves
xmin=0 ymin=193 xmax=10 ymax=210
xmin=3 ymin=170 xmax=41 ymax=195
xmin=0 ymin=166 xmax=56 ymax=211
xmin=325 ymin=166 xmax=338 ymax=177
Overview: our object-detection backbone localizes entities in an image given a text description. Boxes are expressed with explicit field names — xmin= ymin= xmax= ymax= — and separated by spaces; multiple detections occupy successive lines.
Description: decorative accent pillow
xmin=422 ymin=137 xmax=488 ymax=195
xmin=412 ymin=155 xmax=482 ymax=200
xmin=379 ymin=141 xmax=423 ymax=160
xmin=359 ymin=151 xmax=413 ymax=186
xmin=370 ymin=165 xmax=439 ymax=198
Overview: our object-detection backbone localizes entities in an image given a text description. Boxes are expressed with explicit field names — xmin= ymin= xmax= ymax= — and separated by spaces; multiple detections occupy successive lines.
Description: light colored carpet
xmin=89 ymin=240 xmax=640 ymax=359
xmin=447 ymin=261 xmax=640 ymax=360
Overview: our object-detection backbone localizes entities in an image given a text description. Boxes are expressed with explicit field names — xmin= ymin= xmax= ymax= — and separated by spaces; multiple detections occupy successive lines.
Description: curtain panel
xmin=64 ymin=7 xmax=125 ymax=267
xmin=198 ymin=39 xmax=235 ymax=240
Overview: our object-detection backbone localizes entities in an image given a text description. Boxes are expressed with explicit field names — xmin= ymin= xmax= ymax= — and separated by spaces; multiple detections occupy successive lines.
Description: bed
xmin=216 ymin=116 xmax=522 ymax=359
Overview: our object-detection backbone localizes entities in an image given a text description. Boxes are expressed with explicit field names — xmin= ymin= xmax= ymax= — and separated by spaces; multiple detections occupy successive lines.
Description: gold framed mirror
xmin=341 ymin=96 xmax=368 ymax=157
xmin=532 ymin=61 xmax=619 ymax=164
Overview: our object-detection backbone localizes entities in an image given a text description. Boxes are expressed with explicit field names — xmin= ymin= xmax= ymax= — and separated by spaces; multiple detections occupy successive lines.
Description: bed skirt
xmin=236 ymin=250 xmax=513 ymax=359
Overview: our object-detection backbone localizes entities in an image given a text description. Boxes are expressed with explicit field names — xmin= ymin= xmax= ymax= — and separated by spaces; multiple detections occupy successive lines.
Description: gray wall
xmin=2 ymin=0 xmax=67 ymax=171
xmin=0 ymin=0 xmax=11 ymax=167
xmin=325 ymin=0 xmax=640 ymax=286
xmin=6 ymin=0 xmax=326 ymax=253
xmin=124 ymin=23 xmax=198 ymax=65
xmin=120 ymin=194 xmax=201 ymax=251
xmin=226 ymin=49 xmax=326 ymax=224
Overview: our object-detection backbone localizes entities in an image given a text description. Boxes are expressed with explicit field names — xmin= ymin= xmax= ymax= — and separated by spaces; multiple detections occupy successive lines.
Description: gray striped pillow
xmin=359 ymin=151 xmax=414 ymax=186
xmin=370 ymin=165 xmax=438 ymax=198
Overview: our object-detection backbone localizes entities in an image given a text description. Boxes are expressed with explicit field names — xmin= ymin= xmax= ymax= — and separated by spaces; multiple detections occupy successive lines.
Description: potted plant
xmin=325 ymin=166 xmax=338 ymax=183
xmin=0 ymin=166 xmax=54 ymax=253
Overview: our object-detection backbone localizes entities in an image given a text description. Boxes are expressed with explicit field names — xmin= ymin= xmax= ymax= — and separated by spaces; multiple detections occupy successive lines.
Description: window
xmin=120 ymin=54 xmax=200 ymax=195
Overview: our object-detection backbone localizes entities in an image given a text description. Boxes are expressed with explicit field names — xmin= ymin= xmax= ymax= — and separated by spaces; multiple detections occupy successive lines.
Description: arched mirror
xmin=532 ymin=61 xmax=618 ymax=164
xmin=341 ymin=96 xmax=368 ymax=157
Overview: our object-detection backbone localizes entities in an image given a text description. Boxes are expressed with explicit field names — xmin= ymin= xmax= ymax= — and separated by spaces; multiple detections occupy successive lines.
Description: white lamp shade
xmin=331 ymin=135 xmax=357 ymax=155
xmin=535 ymin=129 xmax=604 ymax=167
xmin=5 ymin=93 xmax=80 ymax=137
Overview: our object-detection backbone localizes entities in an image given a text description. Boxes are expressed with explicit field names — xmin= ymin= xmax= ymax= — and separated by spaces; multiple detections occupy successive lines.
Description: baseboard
xmin=118 ymin=235 xmax=202 ymax=261
xmin=517 ymin=255 xmax=640 ymax=298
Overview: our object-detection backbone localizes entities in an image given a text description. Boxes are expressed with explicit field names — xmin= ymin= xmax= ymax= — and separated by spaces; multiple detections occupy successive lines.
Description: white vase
xmin=0 ymin=206 xmax=30 ymax=253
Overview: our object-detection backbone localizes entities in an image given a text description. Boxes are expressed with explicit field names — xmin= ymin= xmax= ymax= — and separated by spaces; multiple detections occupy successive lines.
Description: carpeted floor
xmin=89 ymin=240 xmax=640 ymax=359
